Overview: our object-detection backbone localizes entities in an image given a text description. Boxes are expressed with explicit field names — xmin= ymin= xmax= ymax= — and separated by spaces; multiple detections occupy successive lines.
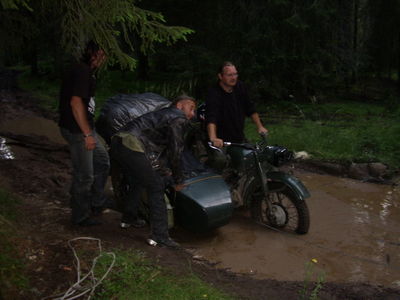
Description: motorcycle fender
xmin=266 ymin=171 xmax=310 ymax=200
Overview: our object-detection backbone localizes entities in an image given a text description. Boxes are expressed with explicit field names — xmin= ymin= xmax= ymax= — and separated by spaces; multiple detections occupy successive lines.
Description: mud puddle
xmin=2 ymin=114 xmax=399 ymax=289
xmin=183 ymin=173 xmax=400 ymax=288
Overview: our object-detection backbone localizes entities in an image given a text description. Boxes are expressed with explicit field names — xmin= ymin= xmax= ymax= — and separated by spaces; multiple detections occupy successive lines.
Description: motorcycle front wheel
xmin=250 ymin=186 xmax=310 ymax=234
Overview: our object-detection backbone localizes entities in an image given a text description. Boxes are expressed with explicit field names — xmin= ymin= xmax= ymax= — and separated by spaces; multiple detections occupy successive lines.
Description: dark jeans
xmin=60 ymin=128 xmax=110 ymax=224
xmin=110 ymin=137 xmax=169 ymax=240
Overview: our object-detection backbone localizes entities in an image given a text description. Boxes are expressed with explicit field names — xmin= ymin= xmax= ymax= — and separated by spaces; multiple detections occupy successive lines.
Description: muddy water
xmin=183 ymin=172 xmax=400 ymax=288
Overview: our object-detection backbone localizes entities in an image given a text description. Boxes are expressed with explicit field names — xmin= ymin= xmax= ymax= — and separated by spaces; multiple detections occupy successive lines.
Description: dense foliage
xmin=141 ymin=0 xmax=400 ymax=101
xmin=0 ymin=0 xmax=193 ymax=72
xmin=1 ymin=0 xmax=400 ymax=102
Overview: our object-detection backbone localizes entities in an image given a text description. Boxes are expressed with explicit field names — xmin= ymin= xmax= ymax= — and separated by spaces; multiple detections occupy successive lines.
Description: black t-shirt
xmin=205 ymin=81 xmax=256 ymax=143
xmin=58 ymin=62 xmax=96 ymax=133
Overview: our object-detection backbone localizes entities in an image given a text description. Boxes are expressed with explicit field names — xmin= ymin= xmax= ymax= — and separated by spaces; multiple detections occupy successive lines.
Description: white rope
xmin=43 ymin=237 xmax=116 ymax=300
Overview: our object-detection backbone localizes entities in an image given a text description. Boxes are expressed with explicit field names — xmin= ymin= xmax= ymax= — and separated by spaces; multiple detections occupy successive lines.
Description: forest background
xmin=1 ymin=2 xmax=400 ymax=298
xmin=1 ymin=0 xmax=400 ymax=167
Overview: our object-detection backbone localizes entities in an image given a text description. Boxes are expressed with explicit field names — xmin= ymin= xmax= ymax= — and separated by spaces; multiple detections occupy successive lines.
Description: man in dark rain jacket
xmin=110 ymin=95 xmax=196 ymax=248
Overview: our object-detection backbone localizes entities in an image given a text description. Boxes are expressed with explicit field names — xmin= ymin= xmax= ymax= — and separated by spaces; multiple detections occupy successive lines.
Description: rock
xmin=317 ymin=162 xmax=347 ymax=176
xmin=348 ymin=162 xmax=389 ymax=181
xmin=294 ymin=151 xmax=310 ymax=160
xmin=348 ymin=163 xmax=370 ymax=180
xmin=368 ymin=162 xmax=388 ymax=178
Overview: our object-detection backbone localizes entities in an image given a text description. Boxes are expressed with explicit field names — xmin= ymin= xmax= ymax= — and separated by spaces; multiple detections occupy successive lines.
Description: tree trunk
xmin=30 ymin=47 xmax=38 ymax=76
xmin=136 ymin=50 xmax=149 ymax=81
xmin=398 ymin=31 xmax=400 ymax=91
xmin=351 ymin=0 xmax=359 ymax=84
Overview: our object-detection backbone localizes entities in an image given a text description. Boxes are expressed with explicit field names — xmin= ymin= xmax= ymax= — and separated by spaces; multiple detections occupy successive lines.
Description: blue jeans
xmin=60 ymin=127 xmax=110 ymax=224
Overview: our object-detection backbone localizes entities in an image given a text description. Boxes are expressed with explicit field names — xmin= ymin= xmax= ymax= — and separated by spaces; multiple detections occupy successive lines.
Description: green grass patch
xmin=0 ymin=189 xmax=30 ymax=299
xmin=247 ymin=101 xmax=400 ymax=168
xmin=94 ymin=249 xmax=234 ymax=300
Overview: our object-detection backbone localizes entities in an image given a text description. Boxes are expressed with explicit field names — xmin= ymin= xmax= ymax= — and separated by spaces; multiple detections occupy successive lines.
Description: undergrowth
xmin=0 ymin=189 xmax=30 ymax=300
xmin=93 ymin=249 xmax=233 ymax=300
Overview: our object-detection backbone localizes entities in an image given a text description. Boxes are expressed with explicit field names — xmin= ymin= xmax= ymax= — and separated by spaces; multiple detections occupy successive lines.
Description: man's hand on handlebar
xmin=258 ymin=126 xmax=268 ymax=135
xmin=210 ymin=137 xmax=224 ymax=148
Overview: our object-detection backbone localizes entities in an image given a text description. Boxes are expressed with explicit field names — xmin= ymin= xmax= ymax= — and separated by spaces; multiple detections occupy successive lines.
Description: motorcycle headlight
xmin=271 ymin=146 xmax=293 ymax=167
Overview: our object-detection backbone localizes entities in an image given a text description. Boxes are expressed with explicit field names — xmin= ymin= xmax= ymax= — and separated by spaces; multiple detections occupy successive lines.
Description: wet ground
xmin=2 ymin=110 xmax=400 ymax=289
xmin=1 ymin=90 xmax=399 ymax=299
xmin=183 ymin=172 xmax=400 ymax=288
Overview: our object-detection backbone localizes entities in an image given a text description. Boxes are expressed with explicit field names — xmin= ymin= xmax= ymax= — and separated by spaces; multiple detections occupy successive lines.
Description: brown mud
xmin=1 ymin=89 xmax=399 ymax=299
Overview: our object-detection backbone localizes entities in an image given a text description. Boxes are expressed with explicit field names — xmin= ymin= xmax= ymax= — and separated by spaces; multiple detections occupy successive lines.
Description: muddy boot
xmin=120 ymin=213 xmax=146 ymax=229
xmin=147 ymin=236 xmax=180 ymax=249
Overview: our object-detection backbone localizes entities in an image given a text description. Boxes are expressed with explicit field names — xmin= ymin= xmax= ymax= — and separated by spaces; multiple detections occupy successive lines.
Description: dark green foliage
xmin=0 ymin=0 xmax=193 ymax=73
xmin=2 ymin=0 xmax=400 ymax=102
xmin=137 ymin=0 xmax=400 ymax=103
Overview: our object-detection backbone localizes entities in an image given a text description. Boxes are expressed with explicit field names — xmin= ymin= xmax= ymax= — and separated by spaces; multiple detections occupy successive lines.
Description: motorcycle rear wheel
xmin=250 ymin=186 xmax=310 ymax=234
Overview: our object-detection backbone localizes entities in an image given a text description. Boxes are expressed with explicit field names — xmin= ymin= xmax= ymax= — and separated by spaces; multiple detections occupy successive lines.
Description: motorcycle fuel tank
xmin=173 ymin=172 xmax=233 ymax=232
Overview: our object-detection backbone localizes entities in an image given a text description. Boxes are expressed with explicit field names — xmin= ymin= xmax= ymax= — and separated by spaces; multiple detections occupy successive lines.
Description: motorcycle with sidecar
xmin=96 ymin=93 xmax=310 ymax=234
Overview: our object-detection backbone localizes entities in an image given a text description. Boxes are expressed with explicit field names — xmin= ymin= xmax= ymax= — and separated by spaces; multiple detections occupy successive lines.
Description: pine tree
xmin=0 ymin=0 xmax=194 ymax=71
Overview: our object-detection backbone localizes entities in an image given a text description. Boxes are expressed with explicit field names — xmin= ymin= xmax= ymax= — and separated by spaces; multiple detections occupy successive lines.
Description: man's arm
xmin=250 ymin=112 xmax=268 ymax=134
xmin=207 ymin=123 xmax=224 ymax=148
xmin=70 ymin=96 xmax=96 ymax=150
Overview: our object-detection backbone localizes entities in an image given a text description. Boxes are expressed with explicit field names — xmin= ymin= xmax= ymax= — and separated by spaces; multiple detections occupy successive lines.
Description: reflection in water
xmin=354 ymin=209 xmax=370 ymax=225
xmin=380 ymin=194 xmax=392 ymax=225
xmin=184 ymin=172 xmax=400 ymax=288
xmin=0 ymin=137 xmax=14 ymax=160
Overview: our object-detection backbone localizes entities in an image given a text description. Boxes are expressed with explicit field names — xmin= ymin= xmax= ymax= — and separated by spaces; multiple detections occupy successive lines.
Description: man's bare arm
xmin=251 ymin=112 xmax=268 ymax=134
xmin=70 ymin=96 xmax=96 ymax=150
xmin=207 ymin=123 xmax=224 ymax=148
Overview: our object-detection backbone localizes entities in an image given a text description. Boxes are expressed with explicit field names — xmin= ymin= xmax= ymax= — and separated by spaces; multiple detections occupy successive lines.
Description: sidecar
xmin=169 ymin=171 xmax=232 ymax=231
xmin=98 ymin=93 xmax=234 ymax=232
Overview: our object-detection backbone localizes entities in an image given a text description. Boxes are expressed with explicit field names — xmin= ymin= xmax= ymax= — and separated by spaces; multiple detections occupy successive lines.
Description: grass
xmin=299 ymin=259 xmax=325 ymax=300
xmin=246 ymin=100 xmax=400 ymax=168
xmin=93 ymin=249 xmax=233 ymax=300
xmin=18 ymin=68 xmax=60 ymax=111
xmin=0 ymin=189 xmax=30 ymax=300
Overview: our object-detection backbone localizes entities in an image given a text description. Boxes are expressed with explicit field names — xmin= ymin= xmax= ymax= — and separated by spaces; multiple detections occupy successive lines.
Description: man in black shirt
xmin=205 ymin=61 xmax=267 ymax=148
xmin=59 ymin=41 xmax=110 ymax=226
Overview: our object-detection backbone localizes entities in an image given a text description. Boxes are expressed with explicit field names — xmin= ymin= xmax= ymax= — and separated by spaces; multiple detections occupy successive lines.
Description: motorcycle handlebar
xmin=207 ymin=141 xmax=256 ymax=151
xmin=207 ymin=141 xmax=231 ymax=152
xmin=259 ymin=132 xmax=268 ymax=143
